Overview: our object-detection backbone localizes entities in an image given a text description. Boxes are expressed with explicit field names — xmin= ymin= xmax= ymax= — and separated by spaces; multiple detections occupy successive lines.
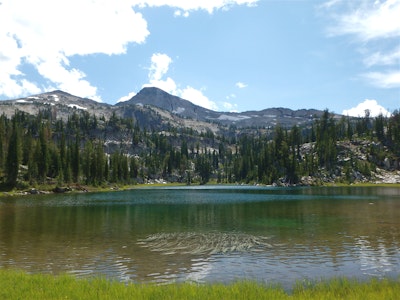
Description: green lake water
xmin=1 ymin=185 xmax=399 ymax=288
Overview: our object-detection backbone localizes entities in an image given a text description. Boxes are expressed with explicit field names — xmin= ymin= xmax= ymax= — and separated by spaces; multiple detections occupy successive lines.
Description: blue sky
xmin=0 ymin=0 xmax=399 ymax=116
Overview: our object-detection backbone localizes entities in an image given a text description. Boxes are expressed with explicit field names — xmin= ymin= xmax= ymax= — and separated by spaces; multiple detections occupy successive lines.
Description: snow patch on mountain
xmin=217 ymin=114 xmax=250 ymax=121
xmin=67 ymin=104 xmax=87 ymax=110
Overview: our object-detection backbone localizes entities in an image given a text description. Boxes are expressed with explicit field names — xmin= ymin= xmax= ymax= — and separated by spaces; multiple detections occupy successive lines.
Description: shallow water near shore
xmin=1 ymin=185 xmax=399 ymax=289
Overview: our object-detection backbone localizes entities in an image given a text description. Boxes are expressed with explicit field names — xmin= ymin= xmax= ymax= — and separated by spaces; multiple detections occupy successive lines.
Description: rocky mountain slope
xmin=119 ymin=87 xmax=334 ymax=128
xmin=0 ymin=90 xmax=113 ymax=120
xmin=1 ymin=87 xmax=335 ymax=130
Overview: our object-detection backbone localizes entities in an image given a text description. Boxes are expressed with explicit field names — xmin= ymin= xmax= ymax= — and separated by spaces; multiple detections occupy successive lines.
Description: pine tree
xmin=36 ymin=125 xmax=50 ymax=182
xmin=196 ymin=154 xmax=211 ymax=185
xmin=129 ymin=156 xmax=139 ymax=179
xmin=315 ymin=110 xmax=337 ymax=171
xmin=6 ymin=119 xmax=21 ymax=188
xmin=71 ymin=136 xmax=80 ymax=182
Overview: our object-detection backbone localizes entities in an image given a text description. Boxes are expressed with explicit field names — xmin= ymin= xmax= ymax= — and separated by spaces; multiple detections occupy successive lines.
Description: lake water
xmin=1 ymin=185 xmax=400 ymax=289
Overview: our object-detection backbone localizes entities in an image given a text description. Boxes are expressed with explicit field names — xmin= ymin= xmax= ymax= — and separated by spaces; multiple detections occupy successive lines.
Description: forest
xmin=0 ymin=108 xmax=399 ymax=191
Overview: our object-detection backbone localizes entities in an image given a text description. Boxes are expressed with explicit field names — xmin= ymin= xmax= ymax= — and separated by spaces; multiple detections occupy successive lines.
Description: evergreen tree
xmin=6 ymin=119 xmax=21 ymax=188
xmin=315 ymin=110 xmax=337 ymax=170
xmin=129 ymin=156 xmax=139 ymax=179
xmin=72 ymin=135 xmax=80 ymax=182
xmin=196 ymin=154 xmax=211 ymax=185
xmin=374 ymin=113 xmax=385 ymax=143
xmin=36 ymin=125 xmax=50 ymax=182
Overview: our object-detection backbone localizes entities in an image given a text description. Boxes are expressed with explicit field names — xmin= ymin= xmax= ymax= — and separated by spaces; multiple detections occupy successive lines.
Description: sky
xmin=0 ymin=0 xmax=399 ymax=117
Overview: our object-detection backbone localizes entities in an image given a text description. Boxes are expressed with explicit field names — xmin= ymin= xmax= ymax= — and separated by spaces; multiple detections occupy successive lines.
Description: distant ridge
xmin=1 ymin=87 xmax=335 ymax=128
xmin=116 ymin=87 xmax=332 ymax=128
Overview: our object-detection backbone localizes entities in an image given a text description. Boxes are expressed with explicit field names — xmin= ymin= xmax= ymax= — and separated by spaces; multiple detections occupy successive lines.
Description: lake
xmin=1 ymin=185 xmax=399 ymax=289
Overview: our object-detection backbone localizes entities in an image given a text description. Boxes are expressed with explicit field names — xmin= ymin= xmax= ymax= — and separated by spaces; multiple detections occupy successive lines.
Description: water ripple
xmin=137 ymin=232 xmax=274 ymax=255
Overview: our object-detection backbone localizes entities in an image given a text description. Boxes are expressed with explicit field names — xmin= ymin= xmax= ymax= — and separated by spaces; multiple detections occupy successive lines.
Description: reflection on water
xmin=0 ymin=186 xmax=400 ymax=288
xmin=355 ymin=236 xmax=399 ymax=277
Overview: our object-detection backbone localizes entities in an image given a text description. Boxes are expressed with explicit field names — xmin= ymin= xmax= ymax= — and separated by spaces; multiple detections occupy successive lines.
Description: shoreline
xmin=1 ymin=180 xmax=400 ymax=199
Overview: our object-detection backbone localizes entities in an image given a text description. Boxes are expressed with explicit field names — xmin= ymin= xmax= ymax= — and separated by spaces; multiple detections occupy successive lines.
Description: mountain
xmin=117 ymin=87 xmax=217 ymax=120
xmin=1 ymin=87 xmax=336 ymax=129
xmin=0 ymin=90 xmax=113 ymax=120
xmin=116 ymin=87 xmax=333 ymax=128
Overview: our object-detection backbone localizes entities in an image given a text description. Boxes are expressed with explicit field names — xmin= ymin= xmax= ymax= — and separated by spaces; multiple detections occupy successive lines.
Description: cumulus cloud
xmin=342 ymin=99 xmax=391 ymax=117
xmin=222 ymin=101 xmax=238 ymax=112
xmin=181 ymin=86 xmax=218 ymax=111
xmin=223 ymin=93 xmax=238 ymax=112
xmin=236 ymin=82 xmax=248 ymax=88
xmin=322 ymin=0 xmax=400 ymax=89
xmin=148 ymin=53 xmax=173 ymax=82
xmin=0 ymin=0 xmax=258 ymax=100
xmin=143 ymin=53 xmax=178 ymax=95
xmin=117 ymin=91 xmax=137 ymax=103
xmin=0 ymin=0 xmax=149 ymax=100
xmin=134 ymin=0 xmax=258 ymax=14
xmin=141 ymin=53 xmax=218 ymax=110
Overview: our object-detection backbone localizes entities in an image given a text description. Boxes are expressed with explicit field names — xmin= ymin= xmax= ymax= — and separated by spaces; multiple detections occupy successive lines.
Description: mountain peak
xmin=120 ymin=87 xmax=205 ymax=118
xmin=137 ymin=86 xmax=172 ymax=97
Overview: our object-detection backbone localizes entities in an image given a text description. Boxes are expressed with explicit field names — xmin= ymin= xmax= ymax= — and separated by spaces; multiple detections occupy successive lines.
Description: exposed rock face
xmin=118 ymin=87 xmax=336 ymax=128
xmin=1 ymin=87 xmax=338 ymax=129
xmin=296 ymin=139 xmax=400 ymax=185
xmin=0 ymin=90 xmax=113 ymax=120
xmin=118 ymin=87 xmax=216 ymax=120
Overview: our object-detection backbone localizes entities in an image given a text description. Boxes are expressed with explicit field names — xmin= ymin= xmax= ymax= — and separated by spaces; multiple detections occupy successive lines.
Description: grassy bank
xmin=1 ymin=270 xmax=399 ymax=299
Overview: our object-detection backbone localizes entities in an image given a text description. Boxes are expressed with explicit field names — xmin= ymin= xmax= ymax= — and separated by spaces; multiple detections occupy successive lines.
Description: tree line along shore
xmin=0 ymin=108 xmax=399 ymax=193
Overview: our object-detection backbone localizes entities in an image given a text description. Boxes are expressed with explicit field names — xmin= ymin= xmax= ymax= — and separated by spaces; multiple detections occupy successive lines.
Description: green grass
xmin=0 ymin=270 xmax=399 ymax=300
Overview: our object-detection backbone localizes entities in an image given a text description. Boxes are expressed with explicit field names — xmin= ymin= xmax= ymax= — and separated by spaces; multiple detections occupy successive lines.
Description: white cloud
xmin=35 ymin=57 xmax=102 ymax=101
xmin=322 ymin=0 xmax=400 ymax=90
xmin=181 ymin=86 xmax=218 ymax=111
xmin=142 ymin=53 xmax=218 ymax=110
xmin=148 ymin=53 xmax=173 ymax=82
xmin=326 ymin=0 xmax=400 ymax=41
xmin=0 ymin=77 xmax=41 ymax=99
xmin=363 ymin=47 xmax=400 ymax=67
xmin=143 ymin=53 xmax=178 ymax=94
xmin=0 ymin=0 xmax=149 ymax=100
xmin=361 ymin=71 xmax=400 ymax=89
xmin=342 ymin=99 xmax=392 ymax=117
xmin=133 ymin=0 xmax=258 ymax=14
xmin=143 ymin=77 xmax=178 ymax=96
xmin=222 ymin=101 xmax=238 ymax=112
xmin=117 ymin=91 xmax=137 ymax=103
xmin=236 ymin=82 xmax=248 ymax=88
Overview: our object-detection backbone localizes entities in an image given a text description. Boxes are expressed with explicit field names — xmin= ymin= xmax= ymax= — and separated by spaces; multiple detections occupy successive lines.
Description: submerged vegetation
xmin=0 ymin=270 xmax=399 ymax=299
xmin=0 ymin=107 xmax=399 ymax=192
